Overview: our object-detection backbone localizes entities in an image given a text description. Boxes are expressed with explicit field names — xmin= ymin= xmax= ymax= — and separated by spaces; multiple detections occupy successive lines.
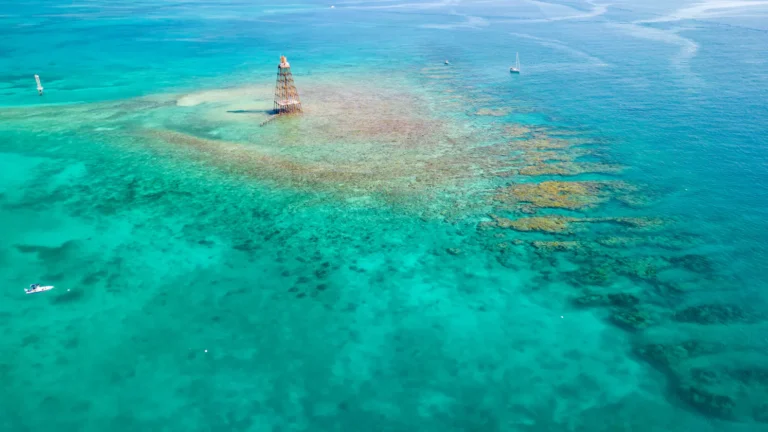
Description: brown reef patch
xmin=519 ymin=161 xmax=623 ymax=176
xmin=483 ymin=215 xmax=574 ymax=233
xmin=530 ymin=240 xmax=582 ymax=251
xmin=475 ymin=108 xmax=511 ymax=117
xmin=493 ymin=181 xmax=607 ymax=210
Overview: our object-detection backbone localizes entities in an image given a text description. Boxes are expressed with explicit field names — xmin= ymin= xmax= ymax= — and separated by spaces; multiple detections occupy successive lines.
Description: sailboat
xmin=510 ymin=53 xmax=521 ymax=74
xmin=34 ymin=74 xmax=44 ymax=95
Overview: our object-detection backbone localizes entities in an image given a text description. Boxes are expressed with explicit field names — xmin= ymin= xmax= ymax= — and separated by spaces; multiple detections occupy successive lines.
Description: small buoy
xmin=204 ymin=349 xmax=208 ymax=353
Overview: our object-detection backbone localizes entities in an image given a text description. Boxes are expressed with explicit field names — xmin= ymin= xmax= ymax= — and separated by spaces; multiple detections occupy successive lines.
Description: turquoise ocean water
xmin=2 ymin=0 xmax=768 ymax=430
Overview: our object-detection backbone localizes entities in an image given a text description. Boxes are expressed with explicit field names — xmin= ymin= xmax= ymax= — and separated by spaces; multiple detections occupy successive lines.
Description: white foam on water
xmin=499 ymin=0 xmax=608 ymax=23
xmin=421 ymin=15 xmax=489 ymax=29
xmin=607 ymin=23 xmax=703 ymax=86
xmin=634 ymin=0 xmax=768 ymax=24
xmin=346 ymin=0 xmax=460 ymax=11
xmin=508 ymin=32 xmax=611 ymax=68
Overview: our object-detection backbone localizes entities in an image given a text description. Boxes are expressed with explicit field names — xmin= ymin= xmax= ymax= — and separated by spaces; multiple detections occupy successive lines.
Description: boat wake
xmin=633 ymin=0 xmax=768 ymax=24
xmin=509 ymin=32 xmax=610 ymax=68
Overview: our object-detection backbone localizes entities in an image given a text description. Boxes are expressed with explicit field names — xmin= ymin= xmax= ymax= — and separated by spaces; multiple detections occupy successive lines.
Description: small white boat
xmin=25 ymin=284 xmax=54 ymax=294
xmin=444 ymin=60 xmax=450 ymax=65
xmin=510 ymin=52 xmax=521 ymax=74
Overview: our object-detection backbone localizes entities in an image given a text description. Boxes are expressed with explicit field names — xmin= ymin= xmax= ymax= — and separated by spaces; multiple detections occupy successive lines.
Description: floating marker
xmin=34 ymin=74 xmax=44 ymax=95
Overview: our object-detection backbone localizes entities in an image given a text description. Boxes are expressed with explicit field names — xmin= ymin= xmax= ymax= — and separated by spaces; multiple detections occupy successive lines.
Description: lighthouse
xmin=273 ymin=56 xmax=302 ymax=114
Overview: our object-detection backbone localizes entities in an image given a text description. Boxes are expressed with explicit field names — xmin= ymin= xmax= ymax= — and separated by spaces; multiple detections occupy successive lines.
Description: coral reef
xmin=6 ymin=50 xmax=762 ymax=431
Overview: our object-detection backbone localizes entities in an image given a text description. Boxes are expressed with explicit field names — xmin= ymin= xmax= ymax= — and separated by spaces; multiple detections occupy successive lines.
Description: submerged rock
xmin=446 ymin=247 xmax=462 ymax=256
xmin=611 ymin=309 xmax=652 ymax=331
xmin=678 ymin=385 xmax=735 ymax=419
xmin=674 ymin=303 xmax=750 ymax=325
xmin=690 ymin=367 xmax=720 ymax=385
xmin=475 ymin=107 xmax=511 ymax=117
xmin=574 ymin=294 xmax=604 ymax=306
xmin=484 ymin=214 xmax=574 ymax=234
xmin=669 ymin=254 xmax=713 ymax=273
xmin=493 ymin=181 xmax=607 ymax=210
xmin=636 ymin=340 xmax=768 ymax=423
xmin=496 ymin=251 xmax=519 ymax=269
xmin=572 ymin=265 xmax=613 ymax=286
xmin=608 ymin=293 xmax=641 ymax=307
xmin=755 ymin=404 xmax=768 ymax=423
xmin=574 ymin=292 xmax=639 ymax=308
xmin=637 ymin=343 xmax=689 ymax=368
xmin=505 ymin=125 xmax=532 ymax=137
xmin=636 ymin=341 xmax=722 ymax=368
xmin=530 ymin=241 xmax=581 ymax=252
xmin=518 ymin=161 xmax=623 ymax=177
xmin=731 ymin=367 xmax=768 ymax=385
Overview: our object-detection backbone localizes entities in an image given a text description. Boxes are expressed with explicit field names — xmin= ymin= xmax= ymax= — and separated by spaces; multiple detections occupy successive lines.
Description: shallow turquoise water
xmin=2 ymin=1 xmax=768 ymax=431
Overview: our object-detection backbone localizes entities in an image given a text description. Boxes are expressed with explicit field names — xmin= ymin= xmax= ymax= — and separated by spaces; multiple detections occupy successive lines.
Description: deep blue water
xmin=2 ymin=1 xmax=768 ymax=431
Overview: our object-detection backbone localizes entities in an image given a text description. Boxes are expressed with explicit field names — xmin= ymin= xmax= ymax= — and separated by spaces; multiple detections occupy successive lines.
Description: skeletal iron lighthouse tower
xmin=273 ymin=55 xmax=302 ymax=114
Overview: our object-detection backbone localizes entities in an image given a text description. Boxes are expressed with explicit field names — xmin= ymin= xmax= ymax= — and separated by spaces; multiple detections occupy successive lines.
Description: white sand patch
xmin=175 ymin=85 xmax=272 ymax=107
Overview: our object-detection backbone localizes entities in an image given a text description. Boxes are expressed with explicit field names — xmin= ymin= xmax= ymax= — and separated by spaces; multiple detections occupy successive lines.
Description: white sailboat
xmin=510 ymin=53 xmax=521 ymax=74
xmin=34 ymin=74 xmax=44 ymax=95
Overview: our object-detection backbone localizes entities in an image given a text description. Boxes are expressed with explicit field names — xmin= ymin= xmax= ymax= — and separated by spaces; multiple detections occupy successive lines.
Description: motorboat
xmin=25 ymin=284 xmax=54 ymax=294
